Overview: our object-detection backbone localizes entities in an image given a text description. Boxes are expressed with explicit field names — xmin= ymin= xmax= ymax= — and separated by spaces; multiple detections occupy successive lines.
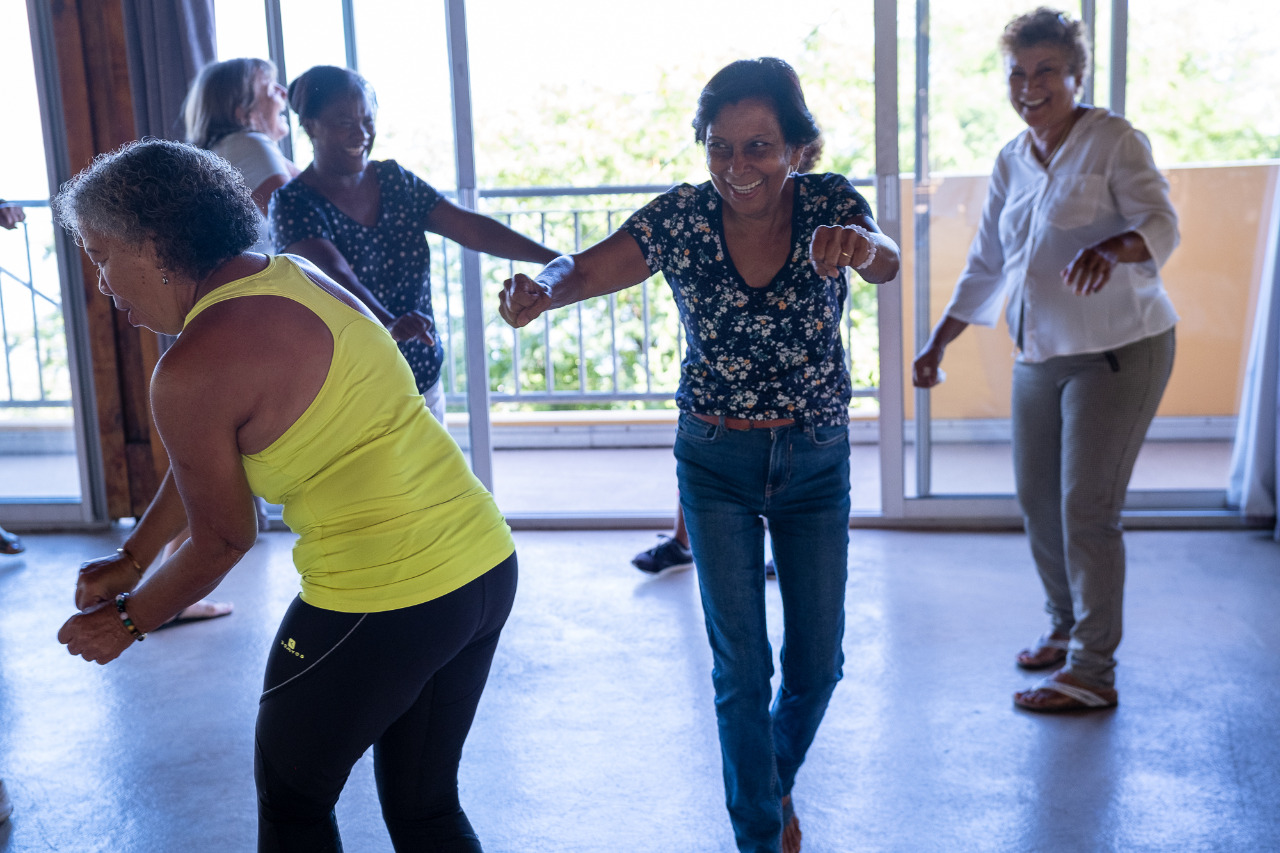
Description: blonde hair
xmin=183 ymin=58 xmax=277 ymax=150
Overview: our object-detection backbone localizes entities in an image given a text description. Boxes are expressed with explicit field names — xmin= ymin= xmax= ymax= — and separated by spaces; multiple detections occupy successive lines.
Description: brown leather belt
xmin=692 ymin=413 xmax=796 ymax=431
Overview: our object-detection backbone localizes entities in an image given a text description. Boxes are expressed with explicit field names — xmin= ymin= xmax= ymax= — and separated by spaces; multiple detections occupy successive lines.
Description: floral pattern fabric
xmin=270 ymin=160 xmax=444 ymax=392
xmin=622 ymin=172 xmax=873 ymax=427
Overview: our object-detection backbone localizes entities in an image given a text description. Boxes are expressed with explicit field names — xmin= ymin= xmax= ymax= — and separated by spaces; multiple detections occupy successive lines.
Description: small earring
xmin=161 ymin=271 xmax=170 ymax=286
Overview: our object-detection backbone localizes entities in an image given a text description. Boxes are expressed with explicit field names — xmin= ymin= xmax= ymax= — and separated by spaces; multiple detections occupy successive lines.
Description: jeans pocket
xmin=806 ymin=423 xmax=851 ymax=449
xmin=676 ymin=412 xmax=722 ymax=444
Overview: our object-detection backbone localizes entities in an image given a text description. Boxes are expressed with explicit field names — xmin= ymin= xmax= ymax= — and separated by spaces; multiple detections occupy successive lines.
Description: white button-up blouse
xmin=943 ymin=107 xmax=1179 ymax=363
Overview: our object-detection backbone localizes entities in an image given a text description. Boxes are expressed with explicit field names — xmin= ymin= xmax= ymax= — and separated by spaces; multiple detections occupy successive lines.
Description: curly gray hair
xmin=52 ymin=139 xmax=259 ymax=282
xmin=1000 ymin=7 xmax=1092 ymax=84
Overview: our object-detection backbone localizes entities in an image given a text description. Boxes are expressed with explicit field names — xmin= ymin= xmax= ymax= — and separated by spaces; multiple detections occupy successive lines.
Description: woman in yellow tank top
xmin=52 ymin=139 xmax=516 ymax=852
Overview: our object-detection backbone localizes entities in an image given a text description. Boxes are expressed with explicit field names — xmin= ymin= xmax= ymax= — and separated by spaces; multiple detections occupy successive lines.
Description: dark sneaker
xmin=631 ymin=536 xmax=694 ymax=575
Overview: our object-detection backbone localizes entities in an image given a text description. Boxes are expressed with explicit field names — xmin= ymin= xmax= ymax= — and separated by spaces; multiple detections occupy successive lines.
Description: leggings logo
xmin=281 ymin=637 xmax=305 ymax=659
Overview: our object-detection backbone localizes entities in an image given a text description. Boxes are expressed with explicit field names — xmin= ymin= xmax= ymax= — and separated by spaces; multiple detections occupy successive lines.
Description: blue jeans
xmin=1012 ymin=328 xmax=1175 ymax=689
xmin=675 ymin=413 xmax=851 ymax=853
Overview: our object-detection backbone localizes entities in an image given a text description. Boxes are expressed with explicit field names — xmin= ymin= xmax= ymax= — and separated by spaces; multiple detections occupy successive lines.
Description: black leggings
xmin=255 ymin=552 xmax=517 ymax=853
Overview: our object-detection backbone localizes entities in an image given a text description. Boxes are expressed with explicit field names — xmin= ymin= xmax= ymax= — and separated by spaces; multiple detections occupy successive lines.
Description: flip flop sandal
xmin=1014 ymin=676 xmax=1118 ymax=713
xmin=1016 ymin=633 xmax=1069 ymax=669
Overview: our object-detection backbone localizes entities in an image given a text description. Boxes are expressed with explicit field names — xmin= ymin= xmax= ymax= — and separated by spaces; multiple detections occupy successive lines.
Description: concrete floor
xmin=0 ymin=438 xmax=1236 ymax=513
xmin=489 ymin=440 xmax=1233 ymax=516
xmin=1 ymin=526 xmax=1279 ymax=852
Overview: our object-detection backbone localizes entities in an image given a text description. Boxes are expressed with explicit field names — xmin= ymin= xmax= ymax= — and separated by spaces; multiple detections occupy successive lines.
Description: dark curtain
xmin=123 ymin=0 xmax=217 ymax=141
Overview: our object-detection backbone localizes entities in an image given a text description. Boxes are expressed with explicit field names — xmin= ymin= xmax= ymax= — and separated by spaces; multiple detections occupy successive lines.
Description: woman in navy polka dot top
xmin=270 ymin=66 xmax=559 ymax=420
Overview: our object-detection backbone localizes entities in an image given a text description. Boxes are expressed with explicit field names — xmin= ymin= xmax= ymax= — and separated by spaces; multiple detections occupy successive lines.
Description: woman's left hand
xmin=809 ymin=224 xmax=875 ymax=278
xmin=75 ymin=553 xmax=143 ymax=611
xmin=58 ymin=600 xmax=135 ymax=665
xmin=1062 ymin=244 xmax=1118 ymax=295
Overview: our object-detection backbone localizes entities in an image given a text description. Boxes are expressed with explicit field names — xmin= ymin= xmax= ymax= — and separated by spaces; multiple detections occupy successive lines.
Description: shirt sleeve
xmin=816 ymin=172 xmax=874 ymax=223
xmin=944 ymin=158 xmax=1012 ymax=328
xmin=384 ymin=161 xmax=443 ymax=228
xmin=620 ymin=185 xmax=691 ymax=276
xmin=268 ymin=184 xmax=334 ymax=252
xmin=214 ymin=132 xmax=292 ymax=195
xmin=1109 ymin=128 xmax=1179 ymax=270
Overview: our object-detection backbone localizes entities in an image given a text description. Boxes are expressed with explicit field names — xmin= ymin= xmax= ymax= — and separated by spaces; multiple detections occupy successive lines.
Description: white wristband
xmin=851 ymin=224 xmax=877 ymax=271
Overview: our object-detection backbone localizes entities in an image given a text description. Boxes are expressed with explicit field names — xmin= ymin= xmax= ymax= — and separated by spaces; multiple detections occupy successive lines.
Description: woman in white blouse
xmin=912 ymin=8 xmax=1178 ymax=713
xmin=184 ymin=58 xmax=301 ymax=252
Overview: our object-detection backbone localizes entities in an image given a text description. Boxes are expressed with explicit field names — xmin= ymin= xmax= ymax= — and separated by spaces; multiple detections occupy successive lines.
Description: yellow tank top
xmin=183 ymin=255 xmax=514 ymax=612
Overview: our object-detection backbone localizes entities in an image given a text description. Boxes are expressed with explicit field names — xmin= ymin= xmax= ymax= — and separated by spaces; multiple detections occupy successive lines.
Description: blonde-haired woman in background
xmin=184 ymin=57 xmax=301 ymax=252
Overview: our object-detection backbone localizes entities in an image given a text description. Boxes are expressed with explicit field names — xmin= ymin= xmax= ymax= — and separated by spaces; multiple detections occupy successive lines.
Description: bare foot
xmin=155 ymin=599 xmax=234 ymax=629
xmin=781 ymin=795 xmax=802 ymax=853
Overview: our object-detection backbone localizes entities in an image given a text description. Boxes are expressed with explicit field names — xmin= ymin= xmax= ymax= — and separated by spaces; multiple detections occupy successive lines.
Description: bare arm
xmin=73 ymin=467 xmax=191 ymax=610
xmin=59 ymin=324 xmax=260 ymax=662
xmin=250 ymin=173 xmax=293 ymax=218
xmin=426 ymin=199 xmax=560 ymax=265
xmin=912 ymin=315 xmax=970 ymax=388
xmin=283 ymin=236 xmax=434 ymax=345
xmin=498 ymin=229 xmax=653 ymax=328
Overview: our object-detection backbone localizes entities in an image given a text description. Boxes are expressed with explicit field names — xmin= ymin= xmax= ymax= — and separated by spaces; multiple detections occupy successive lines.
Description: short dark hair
xmin=692 ymin=57 xmax=821 ymax=149
xmin=52 ymin=139 xmax=259 ymax=281
xmin=1001 ymin=7 xmax=1092 ymax=83
xmin=183 ymin=57 xmax=277 ymax=149
xmin=287 ymin=65 xmax=376 ymax=126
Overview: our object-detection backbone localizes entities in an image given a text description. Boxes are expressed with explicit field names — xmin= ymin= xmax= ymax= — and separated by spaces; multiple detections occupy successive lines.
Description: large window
xmin=27 ymin=0 xmax=1275 ymax=525
xmin=903 ymin=0 xmax=1279 ymax=519
xmin=0 ymin=2 xmax=92 ymax=523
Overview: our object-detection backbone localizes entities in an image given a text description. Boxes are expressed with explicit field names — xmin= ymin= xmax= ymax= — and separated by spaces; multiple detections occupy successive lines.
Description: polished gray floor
xmin=1 ymin=526 xmax=1278 ymax=852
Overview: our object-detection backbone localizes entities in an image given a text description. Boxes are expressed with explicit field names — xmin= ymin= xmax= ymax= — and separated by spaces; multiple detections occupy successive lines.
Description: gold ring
xmin=839 ymin=251 xmax=851 ymax=258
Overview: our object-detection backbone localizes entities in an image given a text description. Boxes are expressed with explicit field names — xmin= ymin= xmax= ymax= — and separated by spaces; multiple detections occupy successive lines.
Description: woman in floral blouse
xmin=500 ymin=58 xmax=899 ymax=853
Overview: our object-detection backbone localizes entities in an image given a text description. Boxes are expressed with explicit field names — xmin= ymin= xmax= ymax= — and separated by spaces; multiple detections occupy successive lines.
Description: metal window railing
xmin=0 ymin=188 xmax=879 ymax=420
xmin=0 ymin=201 xmax=73 ymax=413
xmin=431 ymin=183 xmax=881 ymax=410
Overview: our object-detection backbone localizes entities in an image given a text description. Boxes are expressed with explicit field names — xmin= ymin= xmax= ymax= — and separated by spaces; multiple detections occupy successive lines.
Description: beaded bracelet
xmin=117 ymin=545 xmax=145 ymax=576
xmin=851 ymin=224 xmax=878 ymax=271
xmin=115 ymin=593 xmax=146 ymax=641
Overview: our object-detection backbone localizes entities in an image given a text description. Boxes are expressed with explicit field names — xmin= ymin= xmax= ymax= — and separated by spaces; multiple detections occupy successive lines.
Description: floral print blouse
xmin=270 ymin=160 xmax=444 ymax=393
xmin=621 ymin=172 xmax=873 ymax=428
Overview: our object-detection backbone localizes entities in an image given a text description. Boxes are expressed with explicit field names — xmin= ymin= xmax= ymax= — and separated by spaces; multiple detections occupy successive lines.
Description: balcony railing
xmin=0 ymin=184 xmax=881 ymax=425
xmin=0 ymin=201 xmax=72 ymax=414
xmin=434 ymin=181 xmax=881 ymax=410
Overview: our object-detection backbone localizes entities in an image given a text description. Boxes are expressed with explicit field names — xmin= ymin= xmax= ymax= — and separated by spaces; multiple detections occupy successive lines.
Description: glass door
xmin=463 ymin=0 xmax=883 ymax=520
xmin=902 ymin=0 xmax=1272 ymax=520
xmin=218 ymin=0 xmax=490 ymax=478
xmin=0 ymin=2 xmax=98 ymax=525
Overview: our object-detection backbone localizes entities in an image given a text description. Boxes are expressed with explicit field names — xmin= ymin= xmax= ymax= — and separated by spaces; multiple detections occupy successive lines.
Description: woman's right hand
xmin=386 ymin=310 xmax=436 ymax=346
xmin=75 ymin=553 xmax=143 ymax=611
xmin=912 ymin=315 xmax=968 ymax=389
xmin=59 ymin=600 xmax=136 ymax=665
xmin=500 ymin=274 xmax=553 ymax=328
xmin=912 ymin=345 xmax=947 ymax=389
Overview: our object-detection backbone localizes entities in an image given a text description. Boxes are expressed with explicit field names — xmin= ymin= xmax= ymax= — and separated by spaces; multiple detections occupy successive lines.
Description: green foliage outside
xmin=426 ymin=6 xmax=1278 ymax=415
xmin=7 ymin=2 xmax=1278 ymax=420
